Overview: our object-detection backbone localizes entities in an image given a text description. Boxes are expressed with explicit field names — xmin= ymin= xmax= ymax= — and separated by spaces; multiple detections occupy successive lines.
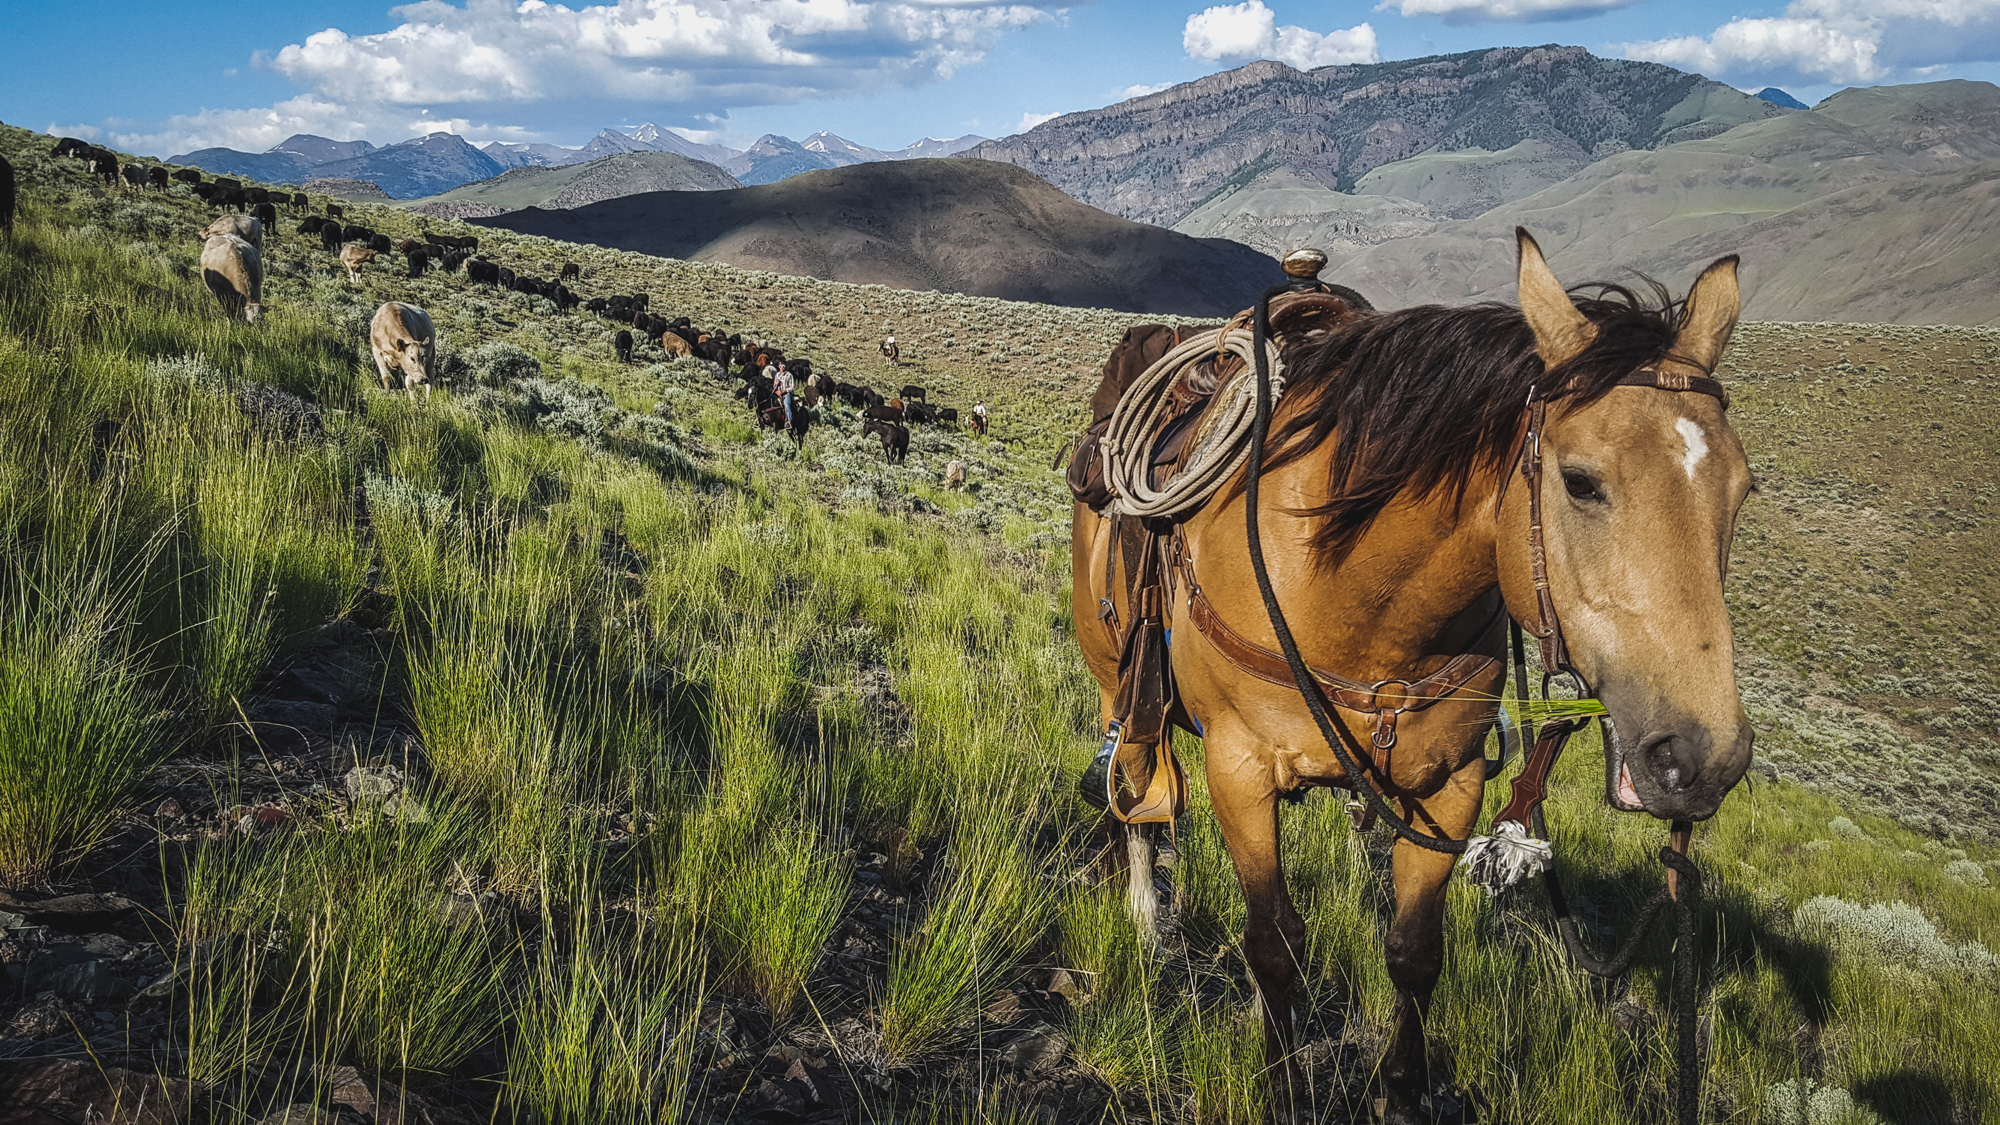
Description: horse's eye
xmin=1562 ymin=469 xmax=1603 ymax=502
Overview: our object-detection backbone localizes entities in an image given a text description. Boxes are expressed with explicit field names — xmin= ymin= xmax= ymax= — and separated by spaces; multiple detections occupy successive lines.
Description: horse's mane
xmin=1260 ymin=280 xmax=1682 ymax=569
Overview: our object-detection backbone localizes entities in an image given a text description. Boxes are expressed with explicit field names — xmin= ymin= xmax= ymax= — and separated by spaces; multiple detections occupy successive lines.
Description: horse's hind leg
xmin=1209 ymin=765 xmax=1306 ymax=1120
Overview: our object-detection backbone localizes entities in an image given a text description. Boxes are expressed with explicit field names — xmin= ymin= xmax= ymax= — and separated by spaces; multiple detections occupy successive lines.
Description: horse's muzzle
xmin=1603 ymin=716 xmax=1754 ymax=821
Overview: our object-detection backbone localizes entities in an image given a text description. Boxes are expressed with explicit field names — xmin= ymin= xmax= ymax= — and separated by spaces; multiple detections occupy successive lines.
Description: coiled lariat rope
xmin=1100 ymin=327 xmax=1285 ymax=519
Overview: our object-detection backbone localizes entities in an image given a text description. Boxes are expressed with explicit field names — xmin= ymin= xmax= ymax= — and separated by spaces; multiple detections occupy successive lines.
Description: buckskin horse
xmin=1071 ymin=231 xmax=1754 ymax=1123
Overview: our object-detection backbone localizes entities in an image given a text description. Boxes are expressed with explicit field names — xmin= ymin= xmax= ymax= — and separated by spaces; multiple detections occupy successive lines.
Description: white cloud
xmin=1378 ymin=0 xmax=1636 ymax=25
xmin=1118 ymin=81 xmax=1176 ymax=98
xmin=99 ymin=0 xmax=1064 ymax=154
xmin=1183 ymin=1 xmax=1379 ymax=68
xmin=1017 ymin=109 xmax=1066 ymax=130
xmin=1622 ymin=0 xmax=2000 ymax=83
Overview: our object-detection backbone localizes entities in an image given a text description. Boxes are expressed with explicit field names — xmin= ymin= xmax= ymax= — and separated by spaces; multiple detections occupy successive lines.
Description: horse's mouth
xmin=1606 ymin=729 xmax=1648 ymax=812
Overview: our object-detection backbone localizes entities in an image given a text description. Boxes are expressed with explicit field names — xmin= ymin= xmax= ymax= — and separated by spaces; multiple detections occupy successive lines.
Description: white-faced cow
xmin=369 ymin=302 xmax=437 ymax=397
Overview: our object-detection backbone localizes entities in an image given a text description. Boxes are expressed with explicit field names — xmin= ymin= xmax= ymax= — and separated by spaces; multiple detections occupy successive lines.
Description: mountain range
xmin=172 ymin=126 xmax=987 ymax=199
xmin=471 ymin=160 xmax=1277 ymax=316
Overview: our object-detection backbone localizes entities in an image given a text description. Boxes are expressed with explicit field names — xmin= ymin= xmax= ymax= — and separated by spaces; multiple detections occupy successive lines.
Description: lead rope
xmin=1244 ymin=276 xmax=1703 ymax=1120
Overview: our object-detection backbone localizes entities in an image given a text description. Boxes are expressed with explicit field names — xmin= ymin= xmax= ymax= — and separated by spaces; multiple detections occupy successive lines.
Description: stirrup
xmin=1080 ymin=721 xmax=1188 ymax=825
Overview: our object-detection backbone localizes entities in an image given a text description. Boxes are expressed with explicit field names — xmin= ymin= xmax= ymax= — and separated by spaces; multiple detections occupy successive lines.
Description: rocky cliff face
xmin=967 ymin=46 xmax=1785 ymax=227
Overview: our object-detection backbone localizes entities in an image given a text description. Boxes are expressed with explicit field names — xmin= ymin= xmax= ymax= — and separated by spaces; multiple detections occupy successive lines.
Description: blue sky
xmin=5 ymin=0 xmax=1999 ymax=158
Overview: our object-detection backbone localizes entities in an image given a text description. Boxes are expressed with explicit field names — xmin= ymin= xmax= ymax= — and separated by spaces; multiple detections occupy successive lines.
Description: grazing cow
xmin=407 ymin=249 xmax=429 ymax=278
xmin=291 ymin=192 xmax=311 ymax=209
xmin=466 ymin=259 xmax=499 ymax=285
xmin=326 ymin=203 xmax=344 ymax=219
xmin=204 ymin=214 xmax=262 ymax=251
xmin=497 ymin=267 xmax=516 ymax=289
xmin=659 ymin=332 xmax=692 ymax=358
xmin=944 ymin=460 xmax=967 ymax=491
xmin=369 ymin=302 xmax=436 ymax=397
xmin=320 ymin=222 xmax=343 ymax=253
xmin=614 ymin=330 xmax=633 ymax=364
xmin=119 ymin=164 xmax=148 ymax=189
xmin=586 ymin=297 xmax=608 ymax=314
xmin=299 ymin=216 xmax=325 ymax=235
xmin=905 ymin=401 xmax=937 ymax=425
xmin=865 ymin=403 xmax=904 ymax=424
xmin=245 ymin=187 xmax=270 ymax=205
xmin=339 ymin=245 xmax=377 ymax=283
xmin=560 ymin=261 xmax=580 ymax=282
xmin=200 ymin=234 xmax=263 ymax=323
xmin=900 ymin=384 xmax=926 ymax=401
xmin=342 ymin=224 xmax=371 ymax=243
xmin=862 ymin=420 xmax=909 ymax=463
xmin=251 ymin=202 xmax=278 ymax=231
xmin=554 ymin=285 xmax=579 ymax=313
xmin=52 ymin=137 xmax=91 ymax=159
xmin=368 ymin=233 xmax=391 ymax=254
xmin=172 ymin=168 xmax=202 ymax=186
xmin=221 ymin=188 xmax=250 ymax=212
xmin=213 ymin=177 xmax=241 ymax=193
xmin=938 ymin=406 xmax=959 ymax=426
xmin=85 ymin=149 xmax=120 ymax=185
xmin=149 ymin=166 xmax=171 ymax=190
xmin=441 ymin=250 xmax=467 ymax=273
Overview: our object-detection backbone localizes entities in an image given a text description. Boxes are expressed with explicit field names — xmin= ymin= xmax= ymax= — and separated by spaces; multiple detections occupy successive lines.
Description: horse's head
xmin=1501 ymin=230 xmax=1755 ymax=822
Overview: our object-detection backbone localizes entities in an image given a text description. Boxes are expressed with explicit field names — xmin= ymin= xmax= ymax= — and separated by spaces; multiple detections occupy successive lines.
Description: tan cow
xmin=369 ymin=302 xmax=436 ymax=397
xmin=199 ymin=234 xmax=263 ymax=323
xmin=659 ymin=332 xmax=692 ymax=358
xmin=944 ymin=460 xmax=967 ymax=491
xmin=340 ymin=244 xmax=377 ymax=283
xmin=203 ymin=214 xmax=261 ymax=251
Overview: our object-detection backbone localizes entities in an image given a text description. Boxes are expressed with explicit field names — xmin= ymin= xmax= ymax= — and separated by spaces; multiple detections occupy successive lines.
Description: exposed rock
xmin=0 ymin=1058 xmax=194 ymax=1125
xmin=997 ymin=1024 xmax=1069 ymax=1073
xmin=302 ymin=177 xmax=393 ymax=201
xmin=343 ymin=764 xmax=404 ymax=804
xmin=5 ymin=931 xmax=169 ymax=1000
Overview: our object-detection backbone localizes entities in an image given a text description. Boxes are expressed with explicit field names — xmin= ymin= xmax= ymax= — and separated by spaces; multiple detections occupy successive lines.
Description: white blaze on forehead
xmin=1674 ymin=417 xmax=1709 ymax=481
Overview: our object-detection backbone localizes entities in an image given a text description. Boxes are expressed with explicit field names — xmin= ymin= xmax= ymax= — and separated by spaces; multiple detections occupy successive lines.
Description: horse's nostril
xmin=1643 ymin=733 xmax=1692 ymax=791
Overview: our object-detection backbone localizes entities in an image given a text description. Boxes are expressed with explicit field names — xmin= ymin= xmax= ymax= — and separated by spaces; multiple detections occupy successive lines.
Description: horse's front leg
xmin=1381 ymin=755 xmax=1486 ymax=1125
xmin=1208 ymin=750 xmax=1306 ymax=1120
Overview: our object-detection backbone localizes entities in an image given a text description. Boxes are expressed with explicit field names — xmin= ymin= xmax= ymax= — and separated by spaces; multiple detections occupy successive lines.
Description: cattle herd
xmin=33 ymin=137 xmax=980 ymax=464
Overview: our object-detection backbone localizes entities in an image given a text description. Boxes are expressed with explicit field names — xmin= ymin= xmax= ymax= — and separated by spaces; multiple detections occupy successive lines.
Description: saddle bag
xmin=1065 ymin=417 xmax=1114 ymax=511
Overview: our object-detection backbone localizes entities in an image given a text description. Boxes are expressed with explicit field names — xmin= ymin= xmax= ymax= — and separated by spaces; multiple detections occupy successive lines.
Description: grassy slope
xmin=2 ymin=121 xmax=1997 ymax=1124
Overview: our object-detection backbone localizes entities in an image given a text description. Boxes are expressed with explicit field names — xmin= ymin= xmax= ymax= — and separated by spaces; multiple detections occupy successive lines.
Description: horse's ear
xmin=1515 ymin=228 xmax=1597 ymax=370
xmin=1664 ymin=255 xmax=1741 ymax=377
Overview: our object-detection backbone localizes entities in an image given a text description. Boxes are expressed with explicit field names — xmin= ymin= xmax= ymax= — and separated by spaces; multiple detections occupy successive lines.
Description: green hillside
xmin=398 ymin=150 xmax=741 ymax=218
xmin=2 ymin=122 xmax=1997 ymax=1125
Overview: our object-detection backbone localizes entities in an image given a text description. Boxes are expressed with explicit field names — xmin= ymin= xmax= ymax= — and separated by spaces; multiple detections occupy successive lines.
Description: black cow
xmin=938 ymin=407 xmax=959 ymax=426
xmin=560 ymin=261 xmax=580 ymax=282
xmin=862 ymin=420 xmax=909 ymax=463
xmin=252 ymin=202 xmax=278 ymax=230
xmin=466 ymin=258 xmax=499 ymax=285
xmin=149 ymin=166 xmax=171 ymax=190
xmin=368 ymin=233 xmax=391 ymax=254
xmin=901 ymin=384 xmax=926 ymax=401
xmin=320 ymin=222 xmax=343 ymax=253
xmin=52 ymin=137 xmax=90 ymax=159
xmin=244 ymin=187 xmax=269 ymax=205
xmin=407 ymin=249 xmax=429 ymax=278
xmin=554 ymin=285 xmax=578 ymax=313
xmin=291 ymin=192 xmax=311 ymax=209
xmin=172 ymin=168 xmax=202 ymax=186
xmin=213 ymin=177 xmax=241 ymax=193
xmin=326 ymin=203 xmax=344 ymax=219
xmin=615 ymin=330 xmax=633 ymax=364
xmin=85 ymin=149 xmax=120 ymax=185
xmin=342 ymin=224 xmax=371 ymax=243
xmin=300 ymin=216 xmax=325 ymax=235
xmin=905 ymin=401 xmax=937 ymax=425
xmin=441 ymin=250 xmax=467 ymax=273
xmin=585 ymin=297 xmax=608 ymax=314
xmin=497 ymin=266 xmax=516 ymax=288
xmin=221 ymin=187 xmax=249 ymax=211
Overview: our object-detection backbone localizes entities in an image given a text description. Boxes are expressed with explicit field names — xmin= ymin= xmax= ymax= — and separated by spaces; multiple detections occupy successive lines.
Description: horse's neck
xmin=1188 ymin=461 xmax=1502 ymax=677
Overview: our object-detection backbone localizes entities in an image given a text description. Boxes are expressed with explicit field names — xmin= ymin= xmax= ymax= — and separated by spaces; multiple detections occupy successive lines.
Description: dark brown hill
xmin=471 ymin=159 xmax=1279 ymax=316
